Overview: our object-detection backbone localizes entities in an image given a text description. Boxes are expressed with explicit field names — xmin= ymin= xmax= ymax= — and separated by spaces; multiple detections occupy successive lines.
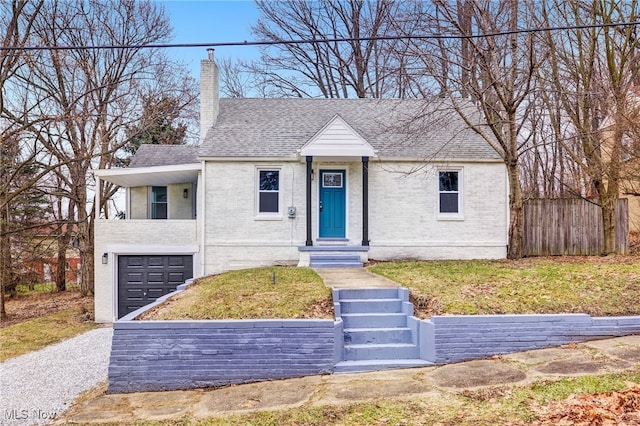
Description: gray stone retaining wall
xmin=419 ymin=314 xmax=640 ymax=364
xmin=108 ymin=319 xmax=340 ymax=393
xmin=107 ymin=282 xmax=640 ymax=393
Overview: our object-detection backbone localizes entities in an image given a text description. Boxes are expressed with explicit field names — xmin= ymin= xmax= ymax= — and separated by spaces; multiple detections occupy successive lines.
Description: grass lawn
xmin=1 ymin=283 xmax=96 ymax=362
xmin=0 ymin=305 xmax=97 ymax=362
xmin=140 ymin=266 xmax=333 ymax=320
xmin=369 ymin=257 xmax=640 ymax=317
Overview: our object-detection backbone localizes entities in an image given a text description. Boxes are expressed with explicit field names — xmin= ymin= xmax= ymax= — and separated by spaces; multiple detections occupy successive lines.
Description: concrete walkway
xmin=314 ymin=267 xmax=399 ymax=288
xmin=57 ymin=335 xmax=640 ymax=424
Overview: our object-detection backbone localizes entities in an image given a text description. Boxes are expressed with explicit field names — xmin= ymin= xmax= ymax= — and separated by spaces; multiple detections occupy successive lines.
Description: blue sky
xmin=159 ymin=0 xmax=261 ymax=78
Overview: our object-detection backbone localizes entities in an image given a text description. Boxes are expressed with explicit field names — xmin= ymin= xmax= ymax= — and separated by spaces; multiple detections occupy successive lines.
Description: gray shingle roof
xmin=128 ymin=144 xmax=199 ymax=168
xmin=199 ymin=98 xmax=501 ymax=161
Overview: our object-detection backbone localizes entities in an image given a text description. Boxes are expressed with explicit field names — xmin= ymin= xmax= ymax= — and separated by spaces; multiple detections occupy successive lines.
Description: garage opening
xmin=118 ymin=255 xmax=193 ymax=319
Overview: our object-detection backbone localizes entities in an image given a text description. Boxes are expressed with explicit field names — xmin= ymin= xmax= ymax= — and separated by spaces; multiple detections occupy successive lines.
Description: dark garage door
xmin=118 ymin=255 xmax=193 ymax=319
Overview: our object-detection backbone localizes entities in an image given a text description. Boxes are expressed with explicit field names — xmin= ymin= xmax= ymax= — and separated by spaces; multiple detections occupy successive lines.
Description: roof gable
xmin=300 ymin=115 xmax=376 ymax=157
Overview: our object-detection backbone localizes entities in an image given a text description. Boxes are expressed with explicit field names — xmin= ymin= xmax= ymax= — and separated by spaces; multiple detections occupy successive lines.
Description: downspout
xmin=200 ymin=160 xmax=206 ymax=276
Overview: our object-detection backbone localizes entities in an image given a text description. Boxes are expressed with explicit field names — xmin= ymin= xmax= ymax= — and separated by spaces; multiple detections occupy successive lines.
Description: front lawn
xmin=140 ymin=266 xmax=333 ymax=320
xmin=369 ymin=257 xmax=640 ymax=317
xmin=0 ymin=305 xmax=97 ymax=362
xmin=0 ymin=286 xmax=96 ymax=362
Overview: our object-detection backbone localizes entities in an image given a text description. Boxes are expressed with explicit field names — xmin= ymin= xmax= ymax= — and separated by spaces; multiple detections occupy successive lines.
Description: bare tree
xmin=252 ymin=0 xmax=420 ymax=98
xmin=0 ymin=0 xmax=48 ymax=320
xmin=537 ymin=0 xmax=640 ymax=254
xmin=408 ymin=0 xmax=541 ymax=258
xmin=9 ymin=0 xmax=197 ymax=296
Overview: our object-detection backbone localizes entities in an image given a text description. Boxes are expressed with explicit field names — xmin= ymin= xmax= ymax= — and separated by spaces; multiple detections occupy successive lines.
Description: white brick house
xmin=93 ymin=51 xmax=508 ymax=323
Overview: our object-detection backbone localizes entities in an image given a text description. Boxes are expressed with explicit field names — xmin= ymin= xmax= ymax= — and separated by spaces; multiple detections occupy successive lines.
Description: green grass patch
xmin=0 ymin=305 xmax=97 ymax=362
xmin=141 ymin=266 xmax=333 ymax=320
xmin=15 ymin=282 xmax=81 ymax=295
xmin=369 ymin=258 xmax=640 ymax=316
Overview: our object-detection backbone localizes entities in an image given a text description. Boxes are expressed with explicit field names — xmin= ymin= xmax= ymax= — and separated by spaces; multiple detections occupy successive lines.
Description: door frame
xmin=317 ymin=168 xmax=348 ymax=239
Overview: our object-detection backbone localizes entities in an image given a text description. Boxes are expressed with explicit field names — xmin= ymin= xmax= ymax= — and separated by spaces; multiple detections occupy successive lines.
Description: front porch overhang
xmin=95 ymin=163 xmax=201 ymax=188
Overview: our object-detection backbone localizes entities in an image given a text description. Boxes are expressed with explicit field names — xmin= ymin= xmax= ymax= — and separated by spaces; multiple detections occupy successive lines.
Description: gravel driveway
xmin=0 ymin=327 xmax=113 ymax=426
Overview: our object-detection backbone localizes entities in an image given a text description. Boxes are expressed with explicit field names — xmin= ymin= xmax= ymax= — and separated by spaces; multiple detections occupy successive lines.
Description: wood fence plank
xmin=523 ymin=198 xmax=629 ymax=256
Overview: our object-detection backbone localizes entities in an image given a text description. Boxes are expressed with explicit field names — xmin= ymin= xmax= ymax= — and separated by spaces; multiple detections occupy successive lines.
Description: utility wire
xmin=2 ymin=20 xmax=640 ymax=51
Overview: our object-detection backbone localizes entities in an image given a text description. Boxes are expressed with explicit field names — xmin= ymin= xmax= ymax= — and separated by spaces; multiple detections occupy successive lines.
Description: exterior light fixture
xmin=102 ymin=253 xmax=108 ymax=264
xmin=183 ymin=188 xmax=188 ymax=198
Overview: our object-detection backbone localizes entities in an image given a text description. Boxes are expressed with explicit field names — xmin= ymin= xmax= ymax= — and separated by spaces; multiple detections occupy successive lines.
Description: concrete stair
xmin=334 ymin=288 xmax=432 ymax=373
xmin=310 ymin=254 xmax=362 ymax=268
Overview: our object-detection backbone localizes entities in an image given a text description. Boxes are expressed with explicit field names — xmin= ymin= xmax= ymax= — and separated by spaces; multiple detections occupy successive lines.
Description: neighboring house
xmin=16 ymin=223 xmax=80 ymax=286
xmin=599 ymin=86 xmax=640 ymax=232
xmin=94 ymin=51 xmax=508 ymax=323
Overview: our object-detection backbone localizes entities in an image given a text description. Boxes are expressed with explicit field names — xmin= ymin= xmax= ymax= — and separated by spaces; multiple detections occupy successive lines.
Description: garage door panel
xmin=147 ymin=256 xmax=165 ymax=267
xmin=125 ymin=257 xmax=145 ymax=267
xmin=118 ymin=255 xmax=193 ymax=319
xmin=147 ymin=288 xmax=164 ymax=298
xmin=147 ymin=272 xmax=165 ymax=283
xmin=168 ymin=272 xmax=186 ymax=283
xmin=168 ymin=257 xmax=186 ymax=267
xmin=124 ymin=272 xmax=144 ymax=283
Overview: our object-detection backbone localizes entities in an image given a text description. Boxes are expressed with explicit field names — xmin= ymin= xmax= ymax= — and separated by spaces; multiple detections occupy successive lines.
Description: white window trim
xmin=255 ymin=167 xmax=283 ymax=220
xmin=437 ymin=167 xmax=464 ymax=221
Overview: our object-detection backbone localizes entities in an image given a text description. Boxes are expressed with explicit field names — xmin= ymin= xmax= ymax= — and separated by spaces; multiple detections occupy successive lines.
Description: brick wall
xmin=108 ymin=319 xmax=339 ymax=393
xmin=367 ymin=161 xmax=508 ymax=261
xmin=419 ymin=314 xmax=640 ymax=364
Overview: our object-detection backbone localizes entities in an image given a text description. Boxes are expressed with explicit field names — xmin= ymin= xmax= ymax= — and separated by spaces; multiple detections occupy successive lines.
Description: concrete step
xmin=336 ymin=288 xmax=400 ymax=300
xmin=339 ymin=299 xmax=403 ymax=314
xmin=334 ymin=359 xmax=433 ymax=374
xmin=311 ymin=262 xmax=362 ymax=268
xmin=341 ymin=313 xmax=408 ymax=329
xmin=343 ymin=343 xmax=420 ymax=360
xmin=309 ymin=255 xmax=362 ymax=269
xmin=344 ymin=327 xmax=413 ymax=345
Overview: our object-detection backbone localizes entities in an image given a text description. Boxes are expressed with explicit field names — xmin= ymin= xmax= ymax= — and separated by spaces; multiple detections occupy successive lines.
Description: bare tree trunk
xmin=507 ymin=160 xmax=524 ymax=259
xmin=0 ymin=201 xmax=9 ymax=320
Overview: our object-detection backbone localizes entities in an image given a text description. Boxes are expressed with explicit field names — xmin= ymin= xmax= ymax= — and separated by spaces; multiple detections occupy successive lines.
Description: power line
xmin=2 ymin=20 xmax=639 ymax=51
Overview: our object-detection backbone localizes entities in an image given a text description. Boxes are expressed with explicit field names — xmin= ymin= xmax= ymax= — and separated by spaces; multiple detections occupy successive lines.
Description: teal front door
xmin=319 ymin=170 xmax=346 ymax=238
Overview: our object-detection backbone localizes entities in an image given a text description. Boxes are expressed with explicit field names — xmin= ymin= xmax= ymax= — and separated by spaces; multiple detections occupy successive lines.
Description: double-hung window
xmin=257 ymin=170 xmax=280 ymax=214
xmin=438 ymin=170 xmax=462 ymax=216
xmin=151 ymin=186 xmax=168 ymax=219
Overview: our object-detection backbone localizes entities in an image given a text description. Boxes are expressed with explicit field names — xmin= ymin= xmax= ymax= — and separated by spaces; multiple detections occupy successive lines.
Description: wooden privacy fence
xmin=523 ymin=198 xmax=629 ymax=256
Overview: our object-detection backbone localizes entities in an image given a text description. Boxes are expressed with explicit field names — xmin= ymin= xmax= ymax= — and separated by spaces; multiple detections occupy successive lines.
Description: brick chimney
xmin=200 ymin=48 xmax=219 ymax=143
